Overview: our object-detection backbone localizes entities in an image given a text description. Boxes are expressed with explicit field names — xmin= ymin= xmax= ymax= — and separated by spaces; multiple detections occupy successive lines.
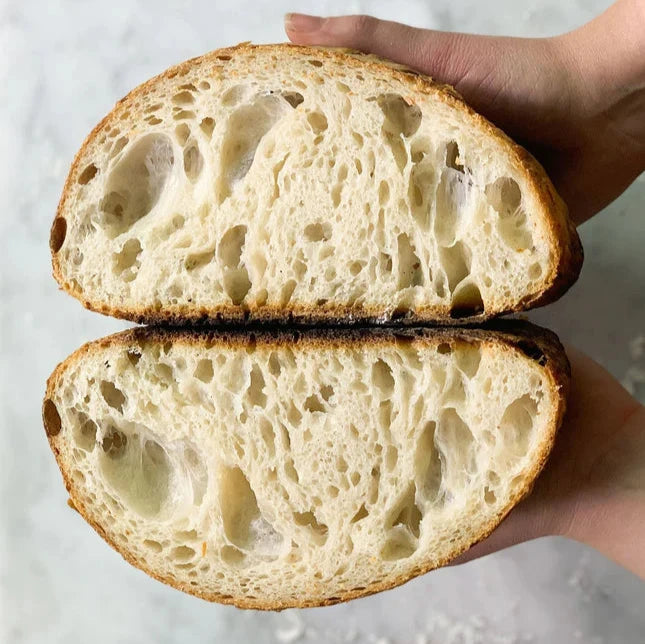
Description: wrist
xmin=560 ymin=404 xmax=645 ymax=578
xmin=564 ymin=0 xmax=645 ymax=92
xmin=554 ymin=0 xmax=645 ymax=172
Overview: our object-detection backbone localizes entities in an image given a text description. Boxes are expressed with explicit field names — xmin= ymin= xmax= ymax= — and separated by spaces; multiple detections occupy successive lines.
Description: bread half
xmin=51 ymin=44 xmax=582 ymax=325
xmin=44 ymin=322 xmax=569 ymax=608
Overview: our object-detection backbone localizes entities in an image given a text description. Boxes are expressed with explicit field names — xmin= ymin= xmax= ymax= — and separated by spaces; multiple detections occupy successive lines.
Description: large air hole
xmin=171 ymin=545 xmax=196 ymax=564
xmin=173 ymin=109 xmax=196 ymax=121
xmin=415 ymin=420 xmax=443 ymax=502
xmin=200 ymin=117 xmax=215 ymax=138
xmin=306 ymin=111 xmax=328 ymax=133
xmin=304 ymin=222 xmax=331 ymax=242
xmin=500 ymin=394 xmax=538 ymax=456
xmin=217 ymin=95 xmax=293 ymax=202
xmin=443 ymin=373 xmax=466 ymax=406
xmin=320 ymin=384 xmax=334 ymax=402
xmin=219 ymin=225 xmax=251 ymax=304
xmin=78 ymin=163 xmax=98 ymax=185
xmin=72 ymin=411 xmax=98 ymax=452
xmin=222 ymin=84 xmax=251 ymax=106
xmin=280 ymin=91 xmax=304 ymax=108
xmin=268 ymin=353 xmax=281 ymax=377
xmin=436 ymin=408 xmax=475 ymax=487
xmin=219 ymin=465 xmax=282 ymax=555
xmin=175 ymin=123 xmax=191 ymax=146
xmin=378 ymin=400 xmax=395 ymax=433
xmin=183 ymin=141 xmax=204 ymax=181
xmin=497 ymin=209 xmax=533 ymax=252
xmin=109 ymin=136 xmax=129 ymax=159
xmin=385 ymin=445 xmax=398 ymax=471
xmin=293 ymin=511 xmax=328 ymax=544
xmin=304 ymin=394 xmax=325 ymax=413
xmin=143 ymin=539 xmax=163 ymax=552
xmin=183 ymin=446 xmax=208 ymax=506
xmin=218 ymin=225 xmax=245 ymax=268
xmin=112 ymin=238 xmax=142 ymax=281
xmin=377 ymin=94 xmax=420 ymax=173
xmin=485 ymin=177 xmax=533 ymax=251
xmin=379 ymin=252 xmax=393 ymax=276
xmin=172 ymin=90 xmax=195 ymax=106
xmin=397 ymin=233 xmax=423 ymax=289
xmin=451 ymin=280 xmax=484 ymax=318
xmin=434 ymin=169 xmax=470 ymax=247
xmin=280 ymin=279 xmax=297 ymax=305
xmin=259 ymin=418 xmax=275 ymax=458
xmin=287 ymin=401 xmax=302 ymax=426
xmin=351 ymin=504 xmax=369 ymax=523
xmin=247 ymin=365 xmax=267 ymax=408
xmin=221 ymin=545 xmax=246 ymax=566
xmin=378 ymin=180 xmax=390 ymax=206
xmin=101 ymin=425 xmax=128 ymax=458
xmin=372 ymin=359 xmax=395 ymax=397
xmin=377 ymin=94 xmax=422 ymax=137
xmin=381 ymin=528 xmax=417 ymax=561
xmin=50 ymin=218 xmax=67 ymax=253
xmin=445 ymin=141 xmax=465 ymax=172
xmin=99 ymin=431 xmax=171 ymax=518
xmin=440 ymin=241 xmax=471 ymax=293
xmin=485 ymin=177 xmax=521 ymax=214
xmin=389 ymin=484 xmax=422 ymax=538
xmin=100 ymin=380 xmax=126 ymax=412
xmin=285 ymin=459 xmax=299 ymax=483
xmin=408 ymin=162 xmax=434 ymax=230
xmin=100 ymin=134 xmax=174 ymax=237
xmin=185 ymin=249 xmax=214 ymax=271
xmin=455 ymin=344 xmax=482 ymax=379
xmin=194 ymin=359 xmax=214 ymax=383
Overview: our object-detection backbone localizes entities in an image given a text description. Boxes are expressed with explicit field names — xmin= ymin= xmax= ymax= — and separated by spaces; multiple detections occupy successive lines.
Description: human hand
xmin=452 ymin=348 xmax=645 ymax=579
xmin=285 ymin=0 xmax=645 ymax=225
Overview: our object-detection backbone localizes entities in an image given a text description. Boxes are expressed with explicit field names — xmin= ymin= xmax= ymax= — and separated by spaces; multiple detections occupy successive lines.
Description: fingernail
xmin=285 ymin=13 xmax=324 ymax=34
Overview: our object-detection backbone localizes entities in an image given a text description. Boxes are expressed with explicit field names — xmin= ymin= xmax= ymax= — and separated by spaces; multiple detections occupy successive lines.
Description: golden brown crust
xmin=43 ymin=320 xmax=570 ymax=609
xmin=51 ymin=43 xmax=583 ymax=326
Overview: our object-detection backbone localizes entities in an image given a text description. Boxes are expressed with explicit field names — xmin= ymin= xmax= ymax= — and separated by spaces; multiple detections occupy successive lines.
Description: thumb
xmin=284 ymin=14 xmax=555 ymax=136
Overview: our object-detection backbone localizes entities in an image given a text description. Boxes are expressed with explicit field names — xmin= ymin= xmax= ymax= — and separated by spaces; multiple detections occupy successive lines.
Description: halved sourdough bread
xmin=51 ymin=44 xmax=582 ymax=325
xmin=43 ymin=322 xmax=569 ymax=608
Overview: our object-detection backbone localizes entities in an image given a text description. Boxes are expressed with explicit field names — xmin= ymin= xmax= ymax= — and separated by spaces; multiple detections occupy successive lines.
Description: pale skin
xmin=285 ymin=0 xmax=645 ymax=578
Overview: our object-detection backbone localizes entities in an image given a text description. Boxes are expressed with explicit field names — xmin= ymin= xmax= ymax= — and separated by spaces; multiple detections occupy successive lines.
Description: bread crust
xmin=44 ymin=320 xmax=570 ymax=609
xmin=51 ymin=43 xmax=583 ymax=326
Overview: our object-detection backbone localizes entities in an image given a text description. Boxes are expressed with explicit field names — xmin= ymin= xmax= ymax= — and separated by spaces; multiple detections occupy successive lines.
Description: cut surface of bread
xmin=51 ymin=44 xmax=582 ymax=325
xmin=44 ymin=322 xmax=569 ymax=608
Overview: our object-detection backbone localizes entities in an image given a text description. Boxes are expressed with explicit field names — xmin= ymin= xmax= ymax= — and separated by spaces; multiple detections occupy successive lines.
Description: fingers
xmin=284 ymin=13 xmax=472 ymax=88
xmin=284 ymin=13 xmax=557 ymax=138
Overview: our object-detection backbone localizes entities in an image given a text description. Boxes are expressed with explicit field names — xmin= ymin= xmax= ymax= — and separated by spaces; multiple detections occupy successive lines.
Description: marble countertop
xmin=1 ymin=1 xmax=643 ymax=642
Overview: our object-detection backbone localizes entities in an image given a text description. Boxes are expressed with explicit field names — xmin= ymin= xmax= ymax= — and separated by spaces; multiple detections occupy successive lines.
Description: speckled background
xmin=1 ymin=1 xmax=643 ymax=642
